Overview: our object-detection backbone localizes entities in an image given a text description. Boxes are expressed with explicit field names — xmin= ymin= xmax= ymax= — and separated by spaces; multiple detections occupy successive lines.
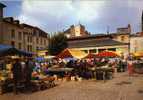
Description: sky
xmin=1 ymin=0 xmax=143 ymax=34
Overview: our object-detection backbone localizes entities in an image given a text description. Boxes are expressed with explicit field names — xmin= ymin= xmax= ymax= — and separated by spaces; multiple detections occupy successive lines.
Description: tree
xmin=48 ymin=32 xmax=68 ymax=55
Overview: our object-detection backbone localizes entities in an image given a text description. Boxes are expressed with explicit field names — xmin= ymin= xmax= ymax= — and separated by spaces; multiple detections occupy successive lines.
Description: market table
xmin=48 ymin=67 xmax=74 ymax=72
xmin=0 ymin=70 xmax=13 ymax=94
xmin=95 ymin=67 xmax=113 ymax=81
xmin=31 ymin=76 xmax=56 ymax=91
xmin=0 ymin=78 xmax=13 ymax=94
xmin=133 ymin=62 xmax=143 ymax=74
xmin=47 ymin=67 xmax=74 ymax=78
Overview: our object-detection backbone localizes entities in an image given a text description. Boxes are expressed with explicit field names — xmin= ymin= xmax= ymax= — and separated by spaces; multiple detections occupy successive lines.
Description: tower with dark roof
xmin=0 ymin=3 xmax=6 ymax=43
xmin=0 ymin=3 xmax=6 ymax=19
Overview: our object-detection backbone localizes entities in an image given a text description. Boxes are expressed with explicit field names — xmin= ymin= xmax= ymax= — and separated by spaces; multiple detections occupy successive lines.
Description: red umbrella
xmin=84 ymin=53 xmax=96 ymax=59
xmin=96 ymin=51 xmax=119 ymax=57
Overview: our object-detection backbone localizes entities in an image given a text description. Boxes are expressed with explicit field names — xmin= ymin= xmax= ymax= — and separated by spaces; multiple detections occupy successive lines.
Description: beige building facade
xmin=130 ymin=35 xmax=143 ymax=53
xmin=68 ymin=35 xmax=129 ymax=56
xmin=67 ymin=24 xmax=131 ymax=56
xmin=0 ymin=3 xmax=49 ymax=53
xmin=64 ymin=24 xmax=90 ymax=38
xmin=111 ymin=33 xmax=130 ymax=44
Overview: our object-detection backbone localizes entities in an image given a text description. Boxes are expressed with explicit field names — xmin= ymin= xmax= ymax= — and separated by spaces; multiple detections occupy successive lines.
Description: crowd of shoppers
xmin=0 ymin=55 xmax=143 ymax=94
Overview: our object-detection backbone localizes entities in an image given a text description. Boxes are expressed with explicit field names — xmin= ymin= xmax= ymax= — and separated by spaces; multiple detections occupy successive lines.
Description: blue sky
xmin=1 ymin=0 xmax=143 ymax=34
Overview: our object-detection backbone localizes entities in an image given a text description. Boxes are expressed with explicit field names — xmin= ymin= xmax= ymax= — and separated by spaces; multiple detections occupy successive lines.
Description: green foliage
xmin=48 ymin=32 xmax=68 ymax=55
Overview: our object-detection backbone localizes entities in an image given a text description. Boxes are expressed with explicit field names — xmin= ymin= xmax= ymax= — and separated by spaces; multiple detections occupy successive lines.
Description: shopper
xmin=25 ymin=58 xmax=34 ymax=90
xmin=11 ymin=58 xmax=22 ymax=94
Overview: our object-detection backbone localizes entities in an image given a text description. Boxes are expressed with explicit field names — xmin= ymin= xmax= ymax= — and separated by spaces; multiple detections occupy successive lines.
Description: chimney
xmin=14 ymin=20 xmax=20 ymax=25
xmin=0 ymin=3 xmax=6 ymax=19
xmin=128 ymin=24 xmax=131 ymax=33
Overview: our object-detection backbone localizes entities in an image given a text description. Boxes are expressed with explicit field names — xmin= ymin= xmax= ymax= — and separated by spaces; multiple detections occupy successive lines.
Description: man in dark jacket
xmin=25 ymin=58 xmax=34 ymax=90
xmin=12 ymin=59 xmax=22 ymax=94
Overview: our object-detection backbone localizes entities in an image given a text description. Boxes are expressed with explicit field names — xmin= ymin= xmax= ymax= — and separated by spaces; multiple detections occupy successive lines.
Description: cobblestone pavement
xmin=1 ymin=72 xmax=143 ymax=100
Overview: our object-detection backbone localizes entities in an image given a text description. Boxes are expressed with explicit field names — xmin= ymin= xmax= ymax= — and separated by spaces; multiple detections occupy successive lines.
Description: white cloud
xmin=18 ymin=0 xmax=105 ymax=32
xmin=70 ymin=1 xmax=105 ymax=21
xmin=18 ymin=0 xmax=143 ymax=33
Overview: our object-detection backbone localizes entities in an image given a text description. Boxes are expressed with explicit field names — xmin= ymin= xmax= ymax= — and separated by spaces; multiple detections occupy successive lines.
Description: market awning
xmin=0 ymin=44 xmax=34 ymax=57
xmin=56 ymin=48 xmax=87 ymax=59
xmin=18 ymin=50 xmax=34 ymax=57
xmin=133 ymin=52 xmax=143 ymax=57
xmin=96 ymin=51 xmax=119 ymax=58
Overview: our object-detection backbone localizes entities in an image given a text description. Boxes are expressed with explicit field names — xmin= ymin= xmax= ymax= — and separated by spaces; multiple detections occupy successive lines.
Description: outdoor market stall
xmin=0 ymin=44 xmax=33 ymax=57
xmin=56 ymin=48 xmax=87 ymax=59
xmin=95 ymin=51 xmax=119 ymax=58
xmin=92 ymin=51 xmax=120 ymax=80
xmin=133 ymin=61 xmax=143 ymax=74
xmin=133 ymin=51 xmax=143 ymax=57
xmin=47 ymin=67 xmax=74 ymax=79
xmin=83 ymin=53 xmax=96 ymax=59
xmin=0 ymin=44 xmax=35 ymax=94
xmin=132 ymin=52 xmax=143 ymax=74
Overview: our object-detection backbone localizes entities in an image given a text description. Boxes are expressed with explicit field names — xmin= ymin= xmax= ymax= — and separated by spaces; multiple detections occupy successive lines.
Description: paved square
xmin=1 ymin=73 xmax=143 ymax=100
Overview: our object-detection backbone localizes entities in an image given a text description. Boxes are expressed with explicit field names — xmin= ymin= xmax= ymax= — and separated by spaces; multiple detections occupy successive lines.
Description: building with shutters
xmin=0 ymin=3 xmax=49 ymax=53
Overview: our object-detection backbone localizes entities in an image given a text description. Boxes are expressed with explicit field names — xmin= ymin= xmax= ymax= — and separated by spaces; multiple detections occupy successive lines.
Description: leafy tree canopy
xmin=48 ymin=32 xmax=68 ymax=55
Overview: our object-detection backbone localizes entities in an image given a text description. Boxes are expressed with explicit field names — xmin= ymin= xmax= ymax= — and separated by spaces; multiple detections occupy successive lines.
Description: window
xmin=121 ymin=36 xmax=125 ymax=41
xmin=30 ymin=45 xmax=32 ymax=52
xmin=98 ymin=49 xmax=106 ymax=53
xmin=44 ymin=40 xmax=46 ymax=45
xmin=36 ymin=47 xmax=39 ymax=50
xmin=18 ymin=43 xmax=22 ymax=49
xmin=18 ymin=32 xmax=22 ymax=40
xmin=83 ymin=50 xmax=88 ymax=53
xmin=30 ymin=36 xmax=32 ymax=43
xmin=27 ymin=36 xmax=32 ymax=43
xmin=40 ymin=38 xmax=42 ymax=44
xmin=108 ymin=48 xmax=116 ymax=51
xmin=11 ymin=29 xmax=15 ymax=38
xmin=29 ymin=36 xmax=32 ymax=43
xmin=134 ymin=40 xmax=138 ymax=52
xmin=27 ymin=36 xmax=29 ymax=42
xmin=27 ymin=45 xmax=32 ymax=52
xmin=42 ymin=39 xmax=44 ymax=45
xmin=11 ymin=41 xmax=15 ymax=47
xmin=89 ymin=49 xmax=97 ymax=53
xmin=36 ymin=38 xmax=39 ymax=44
xmin=27 ymin=45 xmax=28 ymax=51
xmin=27 ymin=45 xmax=29 ymax=51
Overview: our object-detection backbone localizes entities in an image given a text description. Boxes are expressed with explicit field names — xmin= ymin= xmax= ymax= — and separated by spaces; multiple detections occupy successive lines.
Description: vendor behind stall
xmin=0 ymin=59 xmax=6 ymax=70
